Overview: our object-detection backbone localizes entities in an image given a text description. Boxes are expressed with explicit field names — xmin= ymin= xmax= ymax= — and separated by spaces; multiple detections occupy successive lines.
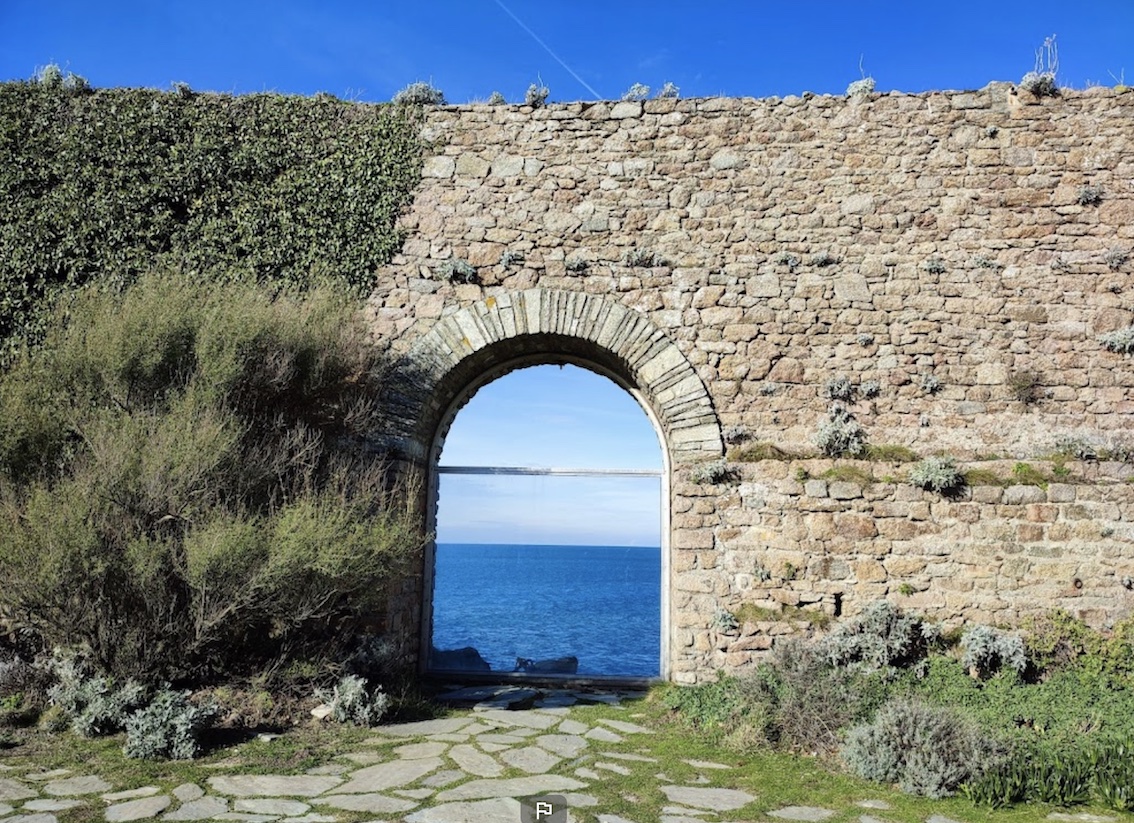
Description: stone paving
xmin=0 ymin=687 xmax=1122 ymax=823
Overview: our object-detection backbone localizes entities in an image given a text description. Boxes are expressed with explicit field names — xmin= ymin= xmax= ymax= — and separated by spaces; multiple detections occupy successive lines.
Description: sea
xmin=430 ymin=543 xmax=661 ymax=677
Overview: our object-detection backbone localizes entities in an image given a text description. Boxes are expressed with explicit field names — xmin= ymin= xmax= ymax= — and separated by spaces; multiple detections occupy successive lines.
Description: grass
xmin=822 ymin=464 xmax=876 ymax=485
xmin=864 ymin=444 xmax=920 ymax=463
xmin=734 ymin=603 xmax=834 ymax=629
xmin=4 ymin=689 xmax=1131 ymax=823
xmin=728 ymin=442 xmax=798 ymax=461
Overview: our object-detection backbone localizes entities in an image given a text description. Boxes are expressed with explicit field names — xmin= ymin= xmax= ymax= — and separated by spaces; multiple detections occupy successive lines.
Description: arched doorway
xmin=394 ymin=288 xmax=724 ymax=682
xmin=427 ymin=363 xmax=664 ymax=679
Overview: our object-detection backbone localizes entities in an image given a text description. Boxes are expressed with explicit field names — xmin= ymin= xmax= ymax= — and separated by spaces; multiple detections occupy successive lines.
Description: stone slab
xmin=372 ymin=718 xmax=472 ymax=737
xmin=768 ymin=807 xmax=836 ymax=821
xmin=103 ymin=788 xmax=162 ymax=801
xmin=4 ymin=814 xmax=58 ymax=823
xmin=315 ymin=792 xmax=417 ymax=814
xmin=332 ymin=757 xmax=443 ymax=793
xmin=337 ymin=751 xmax=384 ymax=765
xmin=171 ymin=785 xmax=204 ymax=803
xmin=602 ymin=752 xmax=657 ymax=762
xmin=535 ymin=734 xmax=588 ymax=758
xmin=23 ymin=800 xmax=84 ymax=811
xmin=405 ymin=797 xmax=521 ymax=823
xmin=682 ymin=759 xmax=728 ymax=769
xmin=585 ymin=727 xmax=623 ymax=743
xmin=104 ymin=795 xmax=171 ymax=821
xmin=206 ymin=776 xmax=341 ymax=798
xmin=435 ymin=775 xmax=586 ymax=802
xmin=44 ymin=776 xmax=112 ymax=796
xmin=419 ymin=769 xmax=464 ymax=788
xmin=164 ymin=796 xmax=229 ymax=820
xmin=448 ymin=745 xmax=504 ymax=778
xmin=233 ymin=800 xmax=310 ymax=816
xmin=474 ymin=733 xmax=526 ymax=746
xmin=24 ymin=771 xmax=69 ymax=782
xmin=661 ymin=786 xmax=755 ymax=812
xmin=498 ymin=746 xmax=560 ymax=774
xmin=394 ymin=741 xmax=449 ymax=759
xmin=472 ymin=709 xmax=558 ymax=730
xmin=557 ymin=719 xmax=588 ymax=735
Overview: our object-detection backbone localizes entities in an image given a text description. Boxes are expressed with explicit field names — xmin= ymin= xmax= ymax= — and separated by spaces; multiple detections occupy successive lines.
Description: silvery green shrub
xmin=689 ymin=459 xmax=734 ymax=485
xmin=622 ymin=83 xmax=650 ymax=102
xmin=842 ymin=698 xmax=1001 ymax=797
xmin=817 ymin=601 xmax=938 ymax=671
xmin=712 ymin=608 xmax=739 ymax=632
xmin=48 ymin=652 xmax=148 ymax=737
xmin=846 ymin=76 xmax=875 ymax=96
xmin=815 ymin=406 xmax=866 ymax=457
xmin=318 ymin=674 xmax=389 ymax=727
xmin=393 ymin=81 xmax=445 ymax=105
xmin=487 ymin=91 xmax=505 ymax=104
xmin=439 ymin=259 xmax=477 ymax=283
xmin=1100 ymin=326 xmax=1134 ymax=354
xmin=908 ymin=456 xmax=964 ymax=494
xmin=960 ymin=625 xmax=1026 ymax=679
xmin=123 ymin=689 xmax=218 ymax=760
xmin=823 ymin=376 xmax=855 ymax=402
xmin=656 ymin=81 xmax=680 ymax=99
xmin=525 ymin=82 xmax=549 ymax=108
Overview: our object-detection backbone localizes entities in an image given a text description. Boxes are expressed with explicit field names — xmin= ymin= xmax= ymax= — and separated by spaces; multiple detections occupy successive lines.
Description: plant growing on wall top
xmin=908 ymin=456 xmax=965 ymax=495
xmin=393 ymin=81 xmax=445 ymax=105
xmin=525 ymin=80 xmax=549 ymax=108
xmin=815 ymin=405 xmax=867 ymax=458
xmin=622 ymin=83 xmax=650 ymax=102
xmin=1019 ymin=35 xmax=1059 ymax=96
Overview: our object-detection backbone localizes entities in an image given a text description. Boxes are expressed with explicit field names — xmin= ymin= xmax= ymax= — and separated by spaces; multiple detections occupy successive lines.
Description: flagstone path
xmin=0 ymin=686 xmax=1119 ymax=823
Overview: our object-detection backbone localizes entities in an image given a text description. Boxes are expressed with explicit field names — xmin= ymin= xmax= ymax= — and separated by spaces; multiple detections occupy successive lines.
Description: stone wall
xmin=696 ymin=458 xmax=1134 ymax=672
xmin=368 ymin=84 xmax=1134 ymax=682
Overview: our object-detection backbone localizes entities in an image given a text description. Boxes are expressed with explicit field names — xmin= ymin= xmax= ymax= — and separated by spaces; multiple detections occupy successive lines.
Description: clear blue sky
xmin=1 ymin=1 xmax=1130 ymax=102
xmin=2 ymin=1 xmax=1130 ymax=544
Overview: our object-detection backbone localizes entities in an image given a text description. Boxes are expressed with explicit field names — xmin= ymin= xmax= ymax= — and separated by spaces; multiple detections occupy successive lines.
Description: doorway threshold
xmin=424 ymin=674 xmax=657 ymax=710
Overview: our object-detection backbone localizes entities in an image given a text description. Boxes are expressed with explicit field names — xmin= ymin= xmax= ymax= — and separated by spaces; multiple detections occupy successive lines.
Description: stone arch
xmin=398 ymin=287 xmax=721 ymax=681
xmin=401 ymin=288 xmax=722 ymax=463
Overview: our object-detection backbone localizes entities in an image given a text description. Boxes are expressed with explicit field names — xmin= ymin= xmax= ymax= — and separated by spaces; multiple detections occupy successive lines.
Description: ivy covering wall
xmin=0 ymin=82 xmax=424 ymax=358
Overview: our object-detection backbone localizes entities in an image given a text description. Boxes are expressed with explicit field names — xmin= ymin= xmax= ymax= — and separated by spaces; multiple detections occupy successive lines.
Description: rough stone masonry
xmin=366 ymin=83 xmax=1134 ymax=682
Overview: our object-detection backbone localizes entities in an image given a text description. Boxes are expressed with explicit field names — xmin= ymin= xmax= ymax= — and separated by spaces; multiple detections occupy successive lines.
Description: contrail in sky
xmin=490 ymin=0 xmax=602 ymax=100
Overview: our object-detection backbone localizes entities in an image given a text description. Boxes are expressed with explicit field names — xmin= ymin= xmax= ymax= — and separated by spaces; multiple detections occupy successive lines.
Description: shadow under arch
xmin=395 ymin=288 xmax=723 ymax=682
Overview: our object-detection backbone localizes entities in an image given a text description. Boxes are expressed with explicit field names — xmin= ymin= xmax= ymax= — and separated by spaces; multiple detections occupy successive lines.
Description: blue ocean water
xmin=430 ymin=543 xmax=661 ymax=677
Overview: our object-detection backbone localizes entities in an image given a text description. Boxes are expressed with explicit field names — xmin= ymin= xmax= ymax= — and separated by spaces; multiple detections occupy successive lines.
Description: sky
xmin=2 ymin=1 xmax=1131 ymax=544
xmin=436 ymin=365 xmax=663 ymax=546
xmin=1 ymin=1 xmax=1131 ymax=103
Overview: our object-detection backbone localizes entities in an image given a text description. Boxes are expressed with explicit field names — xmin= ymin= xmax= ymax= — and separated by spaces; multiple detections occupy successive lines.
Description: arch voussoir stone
xmin=404 ymin=288 xmax=722 ymax=462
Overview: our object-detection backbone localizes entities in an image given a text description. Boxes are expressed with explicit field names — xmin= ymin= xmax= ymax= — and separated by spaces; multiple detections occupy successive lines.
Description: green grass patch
xmin=822 ymin=464 xmax=876 ymax=484
xmin=728 ymin=442 xmax=800 ymax=461
xmin=734 ymin=603 xmax=834 ymax=629
xmin=864 ymin=444 xmax=920 ymax=463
